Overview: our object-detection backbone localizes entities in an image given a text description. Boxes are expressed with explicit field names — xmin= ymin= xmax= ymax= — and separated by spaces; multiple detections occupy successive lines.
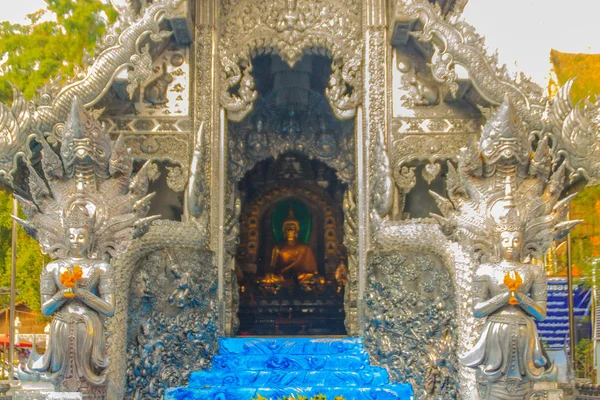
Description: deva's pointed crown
xmin=431 ymin=96 xmax=581 ymax=261
xmin=14 ymin=99 xmax=158 ymax=259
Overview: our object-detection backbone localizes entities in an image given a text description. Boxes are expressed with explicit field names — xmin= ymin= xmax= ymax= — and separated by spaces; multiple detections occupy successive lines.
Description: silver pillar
xmin=8 ymin=197 xmax=17 ymax=381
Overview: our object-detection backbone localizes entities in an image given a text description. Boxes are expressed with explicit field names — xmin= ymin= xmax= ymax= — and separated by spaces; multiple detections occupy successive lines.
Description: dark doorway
xmin=235 ymin=153 xmax=347 ymax=335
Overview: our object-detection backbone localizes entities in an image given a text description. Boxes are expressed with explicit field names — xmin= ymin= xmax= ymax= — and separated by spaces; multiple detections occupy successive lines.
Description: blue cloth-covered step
xmin=212 ymin=353 xmax=369 ymax=371
xmin=189 ymin=369 xmax=391 ymax=387
xmin=218 ymin=338 xmax=364 ymax=355
xmin=165 ymin=337 xmax=414 ymax=400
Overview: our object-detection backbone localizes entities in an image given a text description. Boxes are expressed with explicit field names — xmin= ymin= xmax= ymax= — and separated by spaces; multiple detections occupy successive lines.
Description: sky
xmin=3 ymin=1 xmax=53 ymax=24
xmin=3 ymin=0 xmax=600 ymax=89
xmin=462 ymin=0 xmax=600 ymax=88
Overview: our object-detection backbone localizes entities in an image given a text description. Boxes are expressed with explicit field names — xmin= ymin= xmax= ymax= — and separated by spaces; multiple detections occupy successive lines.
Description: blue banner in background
xmin=537 ymin=277 xmax=592 ymax=349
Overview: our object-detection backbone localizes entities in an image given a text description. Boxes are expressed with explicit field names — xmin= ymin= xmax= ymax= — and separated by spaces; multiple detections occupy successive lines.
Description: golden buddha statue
xmin=270 ymin=207 xmax=318 ymax=285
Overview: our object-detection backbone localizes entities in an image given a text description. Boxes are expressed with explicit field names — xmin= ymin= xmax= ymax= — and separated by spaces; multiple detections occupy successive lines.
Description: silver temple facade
xmin=2 ymin=0 xmax=600 ymax=398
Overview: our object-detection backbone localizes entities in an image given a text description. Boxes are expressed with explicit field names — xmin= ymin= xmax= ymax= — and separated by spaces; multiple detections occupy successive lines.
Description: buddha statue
xmin=270 ymin=207 xmax=318 ymax=285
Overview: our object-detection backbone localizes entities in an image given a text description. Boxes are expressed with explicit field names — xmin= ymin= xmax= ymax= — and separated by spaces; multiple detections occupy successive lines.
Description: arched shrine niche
xmin=224 ymin=52 xmax=356 ymax=335
xmin=227 ymin=54 xmax=355 ymax=185
xmin=235 ymin=154 xmax=348 ymax=335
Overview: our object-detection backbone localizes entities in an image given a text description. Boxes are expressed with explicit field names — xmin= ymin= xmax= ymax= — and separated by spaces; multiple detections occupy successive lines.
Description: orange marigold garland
xmin=503 ymin=270 xmax=523 ymax=306
xmin=60 ymin=266 xmax=83 ymax=298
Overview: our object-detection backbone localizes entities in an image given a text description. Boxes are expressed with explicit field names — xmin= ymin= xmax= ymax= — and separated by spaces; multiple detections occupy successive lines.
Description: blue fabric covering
xmin=165 ymin=337 xmax=414 ymax=400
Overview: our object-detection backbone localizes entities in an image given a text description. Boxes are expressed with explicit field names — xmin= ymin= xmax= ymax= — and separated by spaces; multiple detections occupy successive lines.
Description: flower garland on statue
xmin=59 ymin=266 xmax=83 ymax=298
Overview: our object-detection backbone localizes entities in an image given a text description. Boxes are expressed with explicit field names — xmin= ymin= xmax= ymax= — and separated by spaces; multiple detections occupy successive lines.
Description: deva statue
xmin=460 ymin=181 xmax=558 ymax=398
xmin=15 ymin=98 xmax=156 ymax=398
xmin=432 ymin=97 xmax=580 ymax=399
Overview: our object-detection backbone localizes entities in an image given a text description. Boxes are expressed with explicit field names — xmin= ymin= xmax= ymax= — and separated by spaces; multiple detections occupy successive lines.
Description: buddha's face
xmin=499 ymin=231 xmax=522 ymax=261
xmin=283 ymin=222 xmax=299 ymax=242
xmin=67 ymin=227 xmax=90 ymax=257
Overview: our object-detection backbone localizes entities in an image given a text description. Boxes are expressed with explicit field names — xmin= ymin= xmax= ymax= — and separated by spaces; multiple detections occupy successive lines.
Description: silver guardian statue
xmin=431 ymin=96 xmax=581 ymax=399
xmin=15 ymin=98 xmax=157 ymax=399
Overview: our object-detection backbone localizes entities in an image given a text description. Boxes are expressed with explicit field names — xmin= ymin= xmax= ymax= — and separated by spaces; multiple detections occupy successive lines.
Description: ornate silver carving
xmin=430 ymin=96 xmax=579 ymax=398
xmin=101 ymin=117 xmax=192 ymax=136
xmin=134 ymin=48 xmax=190 ymax=117
xmin=0 ymin=87 xmax=34 ymax=182
xmin=14 ymin=98 xmax=156 ymax=397
xmin=126 ymin=249 xmax=217 ymax=399
xmin=219 ymin=0 xmax=362 ymax=121
xmin=370 ymin=127 xmax=394 ymax=218
xmin=389 ymin=121 xmax=476 ymax=217
xmin=100 ymin=116 xmax=192 ymax=191
xmin=393 ymin=117 xmax=480 ymax=135
xmin=392 ymin=166 xmax=416 ymax=217
xmin=227 ymin=97 xmax=355 ymax=184
xmin=223 ymin=194 xmax=241 ymax=335
xmin=342 ymin=189 xmax=359 ymax=335
xmin=364 ymin=250 xmax=458 ymax=399
xmin=143 ymin=62 xmax=174 ymax=106
xmin=390 ymin=116 xmax=480 ymax=174
xmin=108 ymin=220 xmax=211 ymax=398
xmin=395 ymin=0 xmax=600 ymax=185
xmin=126 ymin=44 xmax=155 ymax=100
xmin=546 ymin=79 xmax=600 ymax=184
xmin=6 ymin=1 xmax=599 ymax=399
xmin=373 ymin=217 xmax=478 ymax=395
xmin=0 ymin=0 xmax=182 ymax=184
xmin=431 ymin=98 xmax=579 ymax=262
xmin=193 ymin=9 xmax=217 ymax=249
xmin=390 ymin=47 xmax=482 ymax=217
xmin=422 ymin=161 xmax=441 ymax=184
xmin=395 ymin=0 xmax=546 ymax=129
xmin=185 ymin=123 xmax=205 ymax=219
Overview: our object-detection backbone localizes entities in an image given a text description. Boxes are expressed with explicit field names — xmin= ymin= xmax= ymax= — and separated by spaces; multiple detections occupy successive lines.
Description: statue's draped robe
xmin=271 ymin=241 xmax=318 ymax=282
xmin=460 ymin=264 xmax=550 ymax=398
xmin=32 ymin=261 xmax=110 ymax=391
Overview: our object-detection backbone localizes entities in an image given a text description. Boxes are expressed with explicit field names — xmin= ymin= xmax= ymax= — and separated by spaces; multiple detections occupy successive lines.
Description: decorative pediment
xmin=0 ymin=0 xmax=182 ymax=186
xmin=219 ymin=0 xmax=362 ymax=121
xmin=394 ymin=0 xmax=600 ymax=185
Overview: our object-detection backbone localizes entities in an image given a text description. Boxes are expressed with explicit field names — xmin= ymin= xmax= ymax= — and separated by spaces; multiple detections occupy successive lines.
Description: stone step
xmin=165 ymin=385 xmax=414 ymax=400
xmin=189 ymin=368 xmax=391 ymax=388
xmin=218 ymin=337 xmax=363 ymax=355
xmin=211 ymin=353 xmax=369 ymax=371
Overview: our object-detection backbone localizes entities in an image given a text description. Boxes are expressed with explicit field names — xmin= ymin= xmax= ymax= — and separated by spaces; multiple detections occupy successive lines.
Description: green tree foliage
xmin=575 ymin=338 xmax=597 ymax=383
xmin=0 ymin=190 xmax=51 ymax=312
xmin=0 ymin=0 xmax=117 ymax=102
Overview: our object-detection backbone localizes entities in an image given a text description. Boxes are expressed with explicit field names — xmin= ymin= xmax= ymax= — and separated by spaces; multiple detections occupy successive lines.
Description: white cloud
xmin=463 ymin=0 xmax=600 ymax=87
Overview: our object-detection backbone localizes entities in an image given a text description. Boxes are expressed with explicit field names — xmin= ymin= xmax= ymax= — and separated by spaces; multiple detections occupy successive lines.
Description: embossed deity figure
xmin=270 ymin=207 xmax=318 ymax=285
xmin=32 ymin=208 xmax=114 ymax=396
xmin=15 ymin=98 xmax=156 ymax=398
xmin=460 ymin=184 xmax=554 ymax=399
xmin=431 ymin=96 xmax=581 ymax=399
